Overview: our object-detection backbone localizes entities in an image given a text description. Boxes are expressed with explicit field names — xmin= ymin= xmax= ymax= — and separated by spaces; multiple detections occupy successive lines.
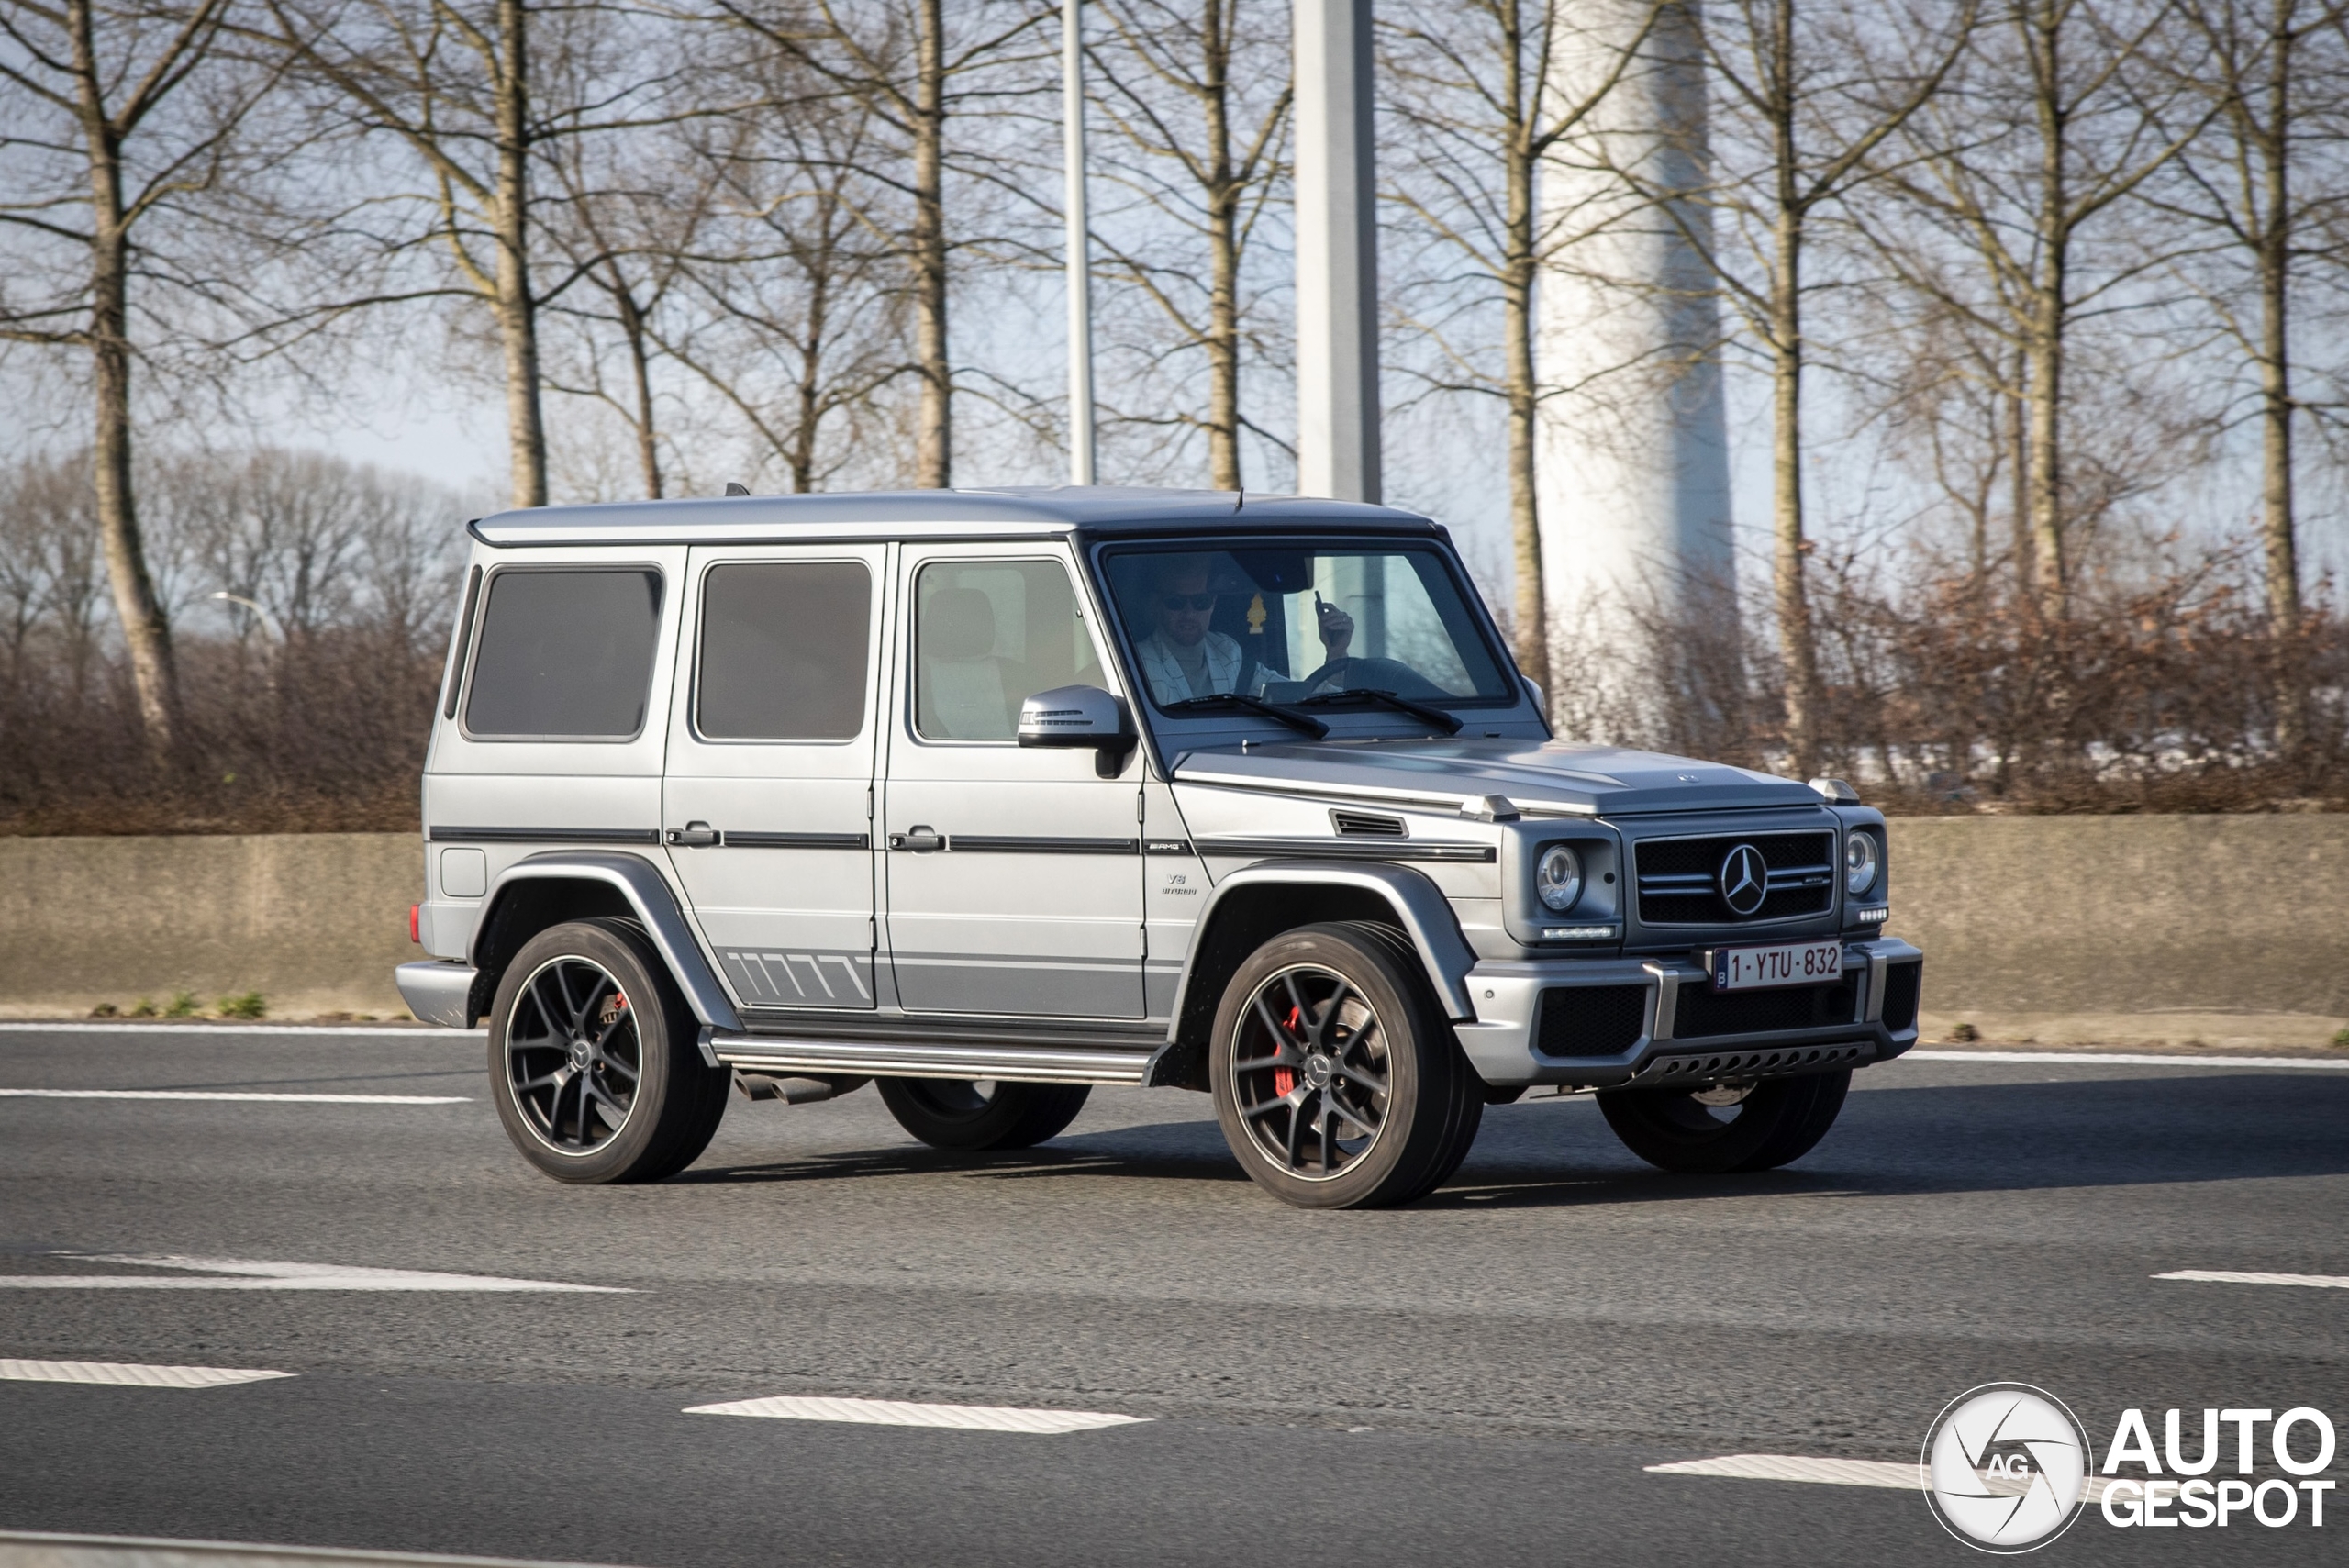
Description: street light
xmin=1063 ymin=0 xmax=1097 ymax=486
xmin=209 ymin=591 xmax=285 ymax=645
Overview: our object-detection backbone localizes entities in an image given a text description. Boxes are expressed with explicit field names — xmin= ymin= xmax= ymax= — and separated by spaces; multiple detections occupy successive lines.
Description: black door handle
xmin=890 ymin=826 xmax=945 ymax=851
xmin=667 ymin=821 xmax=720 ymax=848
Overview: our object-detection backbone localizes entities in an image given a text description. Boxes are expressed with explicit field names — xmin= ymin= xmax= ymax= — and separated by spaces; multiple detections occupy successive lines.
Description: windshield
xmin=1100 ymin=541 xmax=1515 ymax=713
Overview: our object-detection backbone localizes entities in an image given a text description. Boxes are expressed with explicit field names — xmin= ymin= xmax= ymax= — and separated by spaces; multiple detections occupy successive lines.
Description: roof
xmin=469 ymin=485 xmax=1441 ymax=548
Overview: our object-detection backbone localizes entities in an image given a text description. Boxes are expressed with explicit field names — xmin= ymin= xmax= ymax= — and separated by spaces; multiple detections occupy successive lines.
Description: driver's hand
xmin=1316 ymin=600 xmax=1354 ymax=655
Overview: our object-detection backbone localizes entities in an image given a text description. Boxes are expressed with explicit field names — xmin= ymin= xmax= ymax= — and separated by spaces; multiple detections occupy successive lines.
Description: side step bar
xmin=705 ymin=1032 xmax=1154 ymax=1085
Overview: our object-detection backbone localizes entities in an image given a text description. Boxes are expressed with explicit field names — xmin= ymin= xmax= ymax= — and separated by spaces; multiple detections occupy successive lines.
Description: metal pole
xmin=1063 ymin=0 xmax=1097 ymax=486
xmin=1293 ymin=0 xmax=1381 ymax=503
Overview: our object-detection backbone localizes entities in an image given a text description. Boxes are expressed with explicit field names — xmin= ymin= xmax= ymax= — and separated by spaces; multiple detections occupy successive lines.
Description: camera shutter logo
xmin=1717 ymin=843 xmax=1768 ymax=917
xmin=1922 ymin=1384 xmax=2094 ymax=1552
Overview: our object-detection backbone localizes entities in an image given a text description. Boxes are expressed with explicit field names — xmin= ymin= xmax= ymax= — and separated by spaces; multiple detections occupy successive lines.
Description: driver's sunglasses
xmin=1159 ymin=593 xmax=1216 ymax=611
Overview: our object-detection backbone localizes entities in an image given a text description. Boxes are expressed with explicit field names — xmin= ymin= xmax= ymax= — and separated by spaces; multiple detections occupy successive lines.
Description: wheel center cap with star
xmin=569 ymin=1040 xmax=592 ymax=1070
xmin=1302 ymin=1053 xmax=1335 ymax=1089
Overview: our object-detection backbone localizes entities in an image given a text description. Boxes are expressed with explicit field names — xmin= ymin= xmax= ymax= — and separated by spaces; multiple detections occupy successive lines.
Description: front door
xmin=882 ymin=550 xmax=1143 ymax=1018
xmin=664 ymin=544 xmax=888 ymax=1011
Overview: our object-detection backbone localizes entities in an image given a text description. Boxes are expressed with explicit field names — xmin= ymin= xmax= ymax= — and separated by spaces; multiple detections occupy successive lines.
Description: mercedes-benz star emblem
xmin=1718 ymin=842 xmax=1768 ymax=917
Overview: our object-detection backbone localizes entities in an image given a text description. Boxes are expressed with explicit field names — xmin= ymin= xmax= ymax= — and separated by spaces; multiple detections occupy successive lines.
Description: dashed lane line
xmin=2156 ymin=1269 xmax=2349 ymax=1289
xmin=0 ymin=1254 xmax=629 ymax=1293
xmin=0 ymin=1529 xmax=635 ymax=1567
xmin=0 ymin=1358 xmax=291 ymax=1388
xmin=1648 ymin=1453 xmax=2122 ymax=1502
xmin=0 ymin=1090 xmax=467 ymax=1104
xmin=1906 ymin=1050 xmax=2349 ymax=1070
xmin=685 ymin=1394 xmax=1149 ymax=1434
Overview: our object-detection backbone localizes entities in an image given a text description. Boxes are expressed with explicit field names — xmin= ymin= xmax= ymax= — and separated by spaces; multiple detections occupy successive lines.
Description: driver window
xmin=912 ymin=559 xmax=1105 ymax=741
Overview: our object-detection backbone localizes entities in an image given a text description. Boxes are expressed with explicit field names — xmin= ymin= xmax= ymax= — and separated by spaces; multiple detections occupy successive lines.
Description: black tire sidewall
xmin=487 ymin=918 xmax=725 ymax=1184
xmin=1208 ymin=922 xmax=1463 ymax=1208
xmin=1598 ymin=1069 xmax=1847 ymax=1175
xmin=876 ymin=1078 xmax=1092 ymax=1151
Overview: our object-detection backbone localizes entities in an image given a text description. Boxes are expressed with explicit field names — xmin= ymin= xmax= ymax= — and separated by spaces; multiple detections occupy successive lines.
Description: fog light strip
xmin=685 ymin=1394 xmax=1148 ymax=1433
xmin=0 ymin=1358 xmax=291 ymax=1388
xmin=2156 ymin=1270 xmax=2349 ymax=1289
xmin=1648 ymin=1453 xmax=2122 ymax=1501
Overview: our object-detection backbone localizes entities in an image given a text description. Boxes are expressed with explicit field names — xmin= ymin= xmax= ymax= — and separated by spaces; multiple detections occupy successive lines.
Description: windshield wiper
xmin=1160 ymin=692 xmax=1330 ymax=739
xmin=1294 ymin=687 xmax=1464 ymax=735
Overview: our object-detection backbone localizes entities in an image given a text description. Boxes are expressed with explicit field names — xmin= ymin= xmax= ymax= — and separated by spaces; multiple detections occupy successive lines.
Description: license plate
xmin=1710 ymin=940 xmax=1843 ymax=992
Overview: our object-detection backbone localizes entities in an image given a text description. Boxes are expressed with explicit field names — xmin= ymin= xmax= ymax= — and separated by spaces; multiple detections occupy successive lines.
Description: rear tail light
xmin=408 ymin=904 xmax=420 ymax=944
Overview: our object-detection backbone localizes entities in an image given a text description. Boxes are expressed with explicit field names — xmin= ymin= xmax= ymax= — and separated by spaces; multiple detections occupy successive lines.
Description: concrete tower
xmin=1534 ymin=1 xmax=1735 ymax=709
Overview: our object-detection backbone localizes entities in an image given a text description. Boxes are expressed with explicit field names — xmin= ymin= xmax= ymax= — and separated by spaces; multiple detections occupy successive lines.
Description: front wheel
xmin=1598 ymin=1069 xmax=1851 ymax=1174
xmin=877 ymin=1078 xmax=1091 ymax=1151
xmin=1209 ymin=922 xmax=1482 ymax=1209
xmin=487 ymin=918 xmax=730 ymax=1184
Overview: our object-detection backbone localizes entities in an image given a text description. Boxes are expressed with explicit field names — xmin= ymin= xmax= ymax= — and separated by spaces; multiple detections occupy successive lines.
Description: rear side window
xmin=463 ymin=568 xmax=663 ymax=740
xmin=696 ymin=561 xmax=872 ymax=740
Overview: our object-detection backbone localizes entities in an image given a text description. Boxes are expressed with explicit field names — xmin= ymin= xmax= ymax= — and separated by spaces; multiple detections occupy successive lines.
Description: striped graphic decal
xmin=428 ymin=827 xmax=662 ymax=845
xmin=1191 ymin=838 xmax=1496 ymax=863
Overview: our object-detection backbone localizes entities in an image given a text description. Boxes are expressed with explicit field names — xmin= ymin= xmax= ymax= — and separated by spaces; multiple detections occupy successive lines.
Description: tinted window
xmin=696 ymin=561 xmax=872 ymax=740
xmin=913 ymin=560 xmax=1104 ymax=741
xmin=463 ymin=569 xmax=663 ymax=740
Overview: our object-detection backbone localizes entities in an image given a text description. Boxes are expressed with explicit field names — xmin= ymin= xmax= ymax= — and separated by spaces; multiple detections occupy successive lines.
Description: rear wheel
xmin=1598 ymin=1068 xmax=1851 ymax=1174
xmin=1209 ymin=922 xmax=1482 ymax=1209
xmin=877 ymin=1078 xmax=1092 ymax=1151
xmin=487 ymin=918 xmax=730 ymax=1184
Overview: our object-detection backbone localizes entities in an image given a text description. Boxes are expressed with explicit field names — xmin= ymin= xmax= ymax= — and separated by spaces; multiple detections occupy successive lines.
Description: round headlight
xmin=1536 ymin=844 xmax=1583 ymax=912
xmin=1844 ymin=831 xmax=1880 ymax=896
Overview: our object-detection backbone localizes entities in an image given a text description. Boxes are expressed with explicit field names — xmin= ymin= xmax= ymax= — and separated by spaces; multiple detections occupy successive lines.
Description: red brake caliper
xmin=1273 ymin=1005 xmax=1301 ymax=1095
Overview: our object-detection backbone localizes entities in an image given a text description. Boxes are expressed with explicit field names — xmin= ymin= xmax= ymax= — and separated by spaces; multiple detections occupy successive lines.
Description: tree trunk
xmin=1201 ymin=0 xmax=1241 ymax=492
xmin=911 ymin=0 xmax=951 ymax=487
xmin=72 ymin=0 xmax=176 ymax=755
xmin=495 ymin=0 xmax=546 ymax=508
xmin=2256 ymin=0 xmax=2302 ymax=755
xmin=1770 ymin=217 xmax=1819 ymax=778
xmin=1501 ymin=255 xmax=1547 ymax=695
xmin=614 ymin=284 xmax=662 ymax=498
xmin=2023 ymin=5 xmax=2068 ymax=618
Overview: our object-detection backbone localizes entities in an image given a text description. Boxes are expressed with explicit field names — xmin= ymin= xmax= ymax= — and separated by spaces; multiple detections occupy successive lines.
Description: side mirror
xmin=1018 ymin=684 xmax=1135 ymax=749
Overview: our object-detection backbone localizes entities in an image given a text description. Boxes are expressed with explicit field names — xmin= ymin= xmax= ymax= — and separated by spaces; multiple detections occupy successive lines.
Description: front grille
xmin=1533 ymin=984 xmax=1649 ymax=1057
xmin=1879 ymin=961 xmax=1921 ymax=1033
xmin=1673 ymin=979 xmax=1857 ymax=1038
xmin=1634 ymin=831 xmax=1835 ymax=925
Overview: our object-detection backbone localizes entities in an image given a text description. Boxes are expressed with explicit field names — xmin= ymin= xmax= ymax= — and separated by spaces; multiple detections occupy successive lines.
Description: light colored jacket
xmin=1135 ymin=630 xmax=1265 ymax=704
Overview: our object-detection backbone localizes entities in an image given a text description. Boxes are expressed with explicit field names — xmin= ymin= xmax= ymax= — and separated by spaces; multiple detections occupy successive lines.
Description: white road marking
xmin=0 ymin=1529 xmax=633 ymax=1568
xmin=0 ymin=1089 xmax=467 ymax=1104
xmin=0 ymin=1358 xmax=291 ymax=1388
xmin=0 ymin=1254 xmax=629 ymax=1293
xmin=685 ymin=1394 xmax=1148 ymax=1434
xmin=2156 ymin=1269 xmax=2349 ymax=1289
xmin=0 ymin=1023 xmax=483 ymax=1037
xmin=1906 ymin=1050 xmax=2349 ymax=1070
xmin=1648 ymin=1453 xmax=2123 ymax=1501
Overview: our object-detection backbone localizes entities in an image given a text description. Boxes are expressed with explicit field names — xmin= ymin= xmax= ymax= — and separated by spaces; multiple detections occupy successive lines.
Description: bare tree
xmin=0 ymin=0 xmax=265 ymax=751
xmin=1085 ymin=0 xmax=1290 ymax=491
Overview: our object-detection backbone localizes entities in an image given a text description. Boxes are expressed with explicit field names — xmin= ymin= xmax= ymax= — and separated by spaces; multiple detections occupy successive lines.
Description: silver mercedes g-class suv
xmin=397 ymin=487 xmax=1920 ymax=1208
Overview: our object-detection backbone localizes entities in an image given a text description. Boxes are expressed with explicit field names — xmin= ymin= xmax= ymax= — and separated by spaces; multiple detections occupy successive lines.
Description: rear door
xmin=662 ymin=544 xmax=889 ymax=1011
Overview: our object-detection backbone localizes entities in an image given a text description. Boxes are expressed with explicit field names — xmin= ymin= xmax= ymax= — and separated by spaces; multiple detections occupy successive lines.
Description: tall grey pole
xmin=1293 ymin=0 xmax=1381 ymax=503
xmin=1063 ymin=0 xmax=1097 ymax=486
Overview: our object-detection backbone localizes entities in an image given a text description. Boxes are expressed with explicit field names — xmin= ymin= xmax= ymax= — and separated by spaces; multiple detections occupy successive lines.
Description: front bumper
xmin=395 ymin=961 xmax=479 ymax=1030
xmin=1453 ymin=937 xmax=1922 ymax=1089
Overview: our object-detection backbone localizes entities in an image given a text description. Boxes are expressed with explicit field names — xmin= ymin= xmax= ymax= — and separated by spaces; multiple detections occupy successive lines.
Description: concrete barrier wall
xmin=2 ymin=819 xmax=2343 ymax=1042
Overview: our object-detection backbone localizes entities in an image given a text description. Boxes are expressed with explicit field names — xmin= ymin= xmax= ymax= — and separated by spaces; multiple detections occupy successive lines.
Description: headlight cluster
xmin=1844 ymin=830 xmax=1880 ymax=896
xmin=1535 ymin=843 xmax=1583 ymax=912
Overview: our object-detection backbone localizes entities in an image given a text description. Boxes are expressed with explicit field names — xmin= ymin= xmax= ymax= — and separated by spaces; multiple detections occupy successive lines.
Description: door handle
xmin=667 ymin=821 xmax=720 ymax=848
xmin=889 ymin=826 xmax=945 ymax=852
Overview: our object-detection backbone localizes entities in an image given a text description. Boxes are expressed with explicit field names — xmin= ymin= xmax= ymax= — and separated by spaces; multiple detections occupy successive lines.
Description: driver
xmin=1132 ymin=556 xmax=1352 ymax=705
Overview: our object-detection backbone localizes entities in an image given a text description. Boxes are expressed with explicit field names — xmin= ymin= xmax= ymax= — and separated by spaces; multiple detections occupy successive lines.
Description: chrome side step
xmin=705 ymin=1032 xmax=1154 ymax=1085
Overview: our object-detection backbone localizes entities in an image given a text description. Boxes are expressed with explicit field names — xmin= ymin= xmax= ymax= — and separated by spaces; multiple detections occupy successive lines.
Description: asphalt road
xmin=0 ymin=1024 xmax=2343 ymax=1567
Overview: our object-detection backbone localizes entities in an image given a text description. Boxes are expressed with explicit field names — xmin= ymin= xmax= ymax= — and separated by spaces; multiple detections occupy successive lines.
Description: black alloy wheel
xmin=1598 ymin=1067 xmax=1852 ymax=1174
xmin=1209 ymin=922 xmax=1482 ymax=1209
xmin=487 ymin=918 xmax=731 ymax=1184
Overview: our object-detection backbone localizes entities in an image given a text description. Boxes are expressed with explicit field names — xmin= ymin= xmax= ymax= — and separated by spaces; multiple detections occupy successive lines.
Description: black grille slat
xmin=1633 ymin=831 xmax=1834 ymax=925
xmin=1533 ymin=985 xmax=1649 ymax=1057
xmin=1879 ymin=962 xmax=1921 ymax=1032
xmin=1330 ymin=809 xmax=1407 ymax=839
xmin=1674 ymin=979 xmax=1857 ymax=1038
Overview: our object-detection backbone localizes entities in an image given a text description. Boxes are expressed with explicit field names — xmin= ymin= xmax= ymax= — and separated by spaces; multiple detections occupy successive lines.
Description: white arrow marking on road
xmin=0 ymin=1254 xmax=629 ymax=1293
xmin=0 ymin=1089 xmax=468 ymax=1104
xmin=685 ymin=1395 xmax=1147 ymax=1434
xmin=1648 ymin=1453 xmax=2123 ymax=1502
xmin=2156 ymin=1269 xmax=2349 ymax=1289
xmin=0 ymin=1358 xmax=292 ymax=1388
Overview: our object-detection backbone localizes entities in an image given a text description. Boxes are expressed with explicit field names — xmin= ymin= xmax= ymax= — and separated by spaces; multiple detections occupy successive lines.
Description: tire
xmin=877 ymin=1078 xmax=1092 ymax=1151
xmin=1208 ymin=922 xmax=1482 ymax=1209
xmin=1598 ymin=1068 xmax=1853 ymax=1174
xmin=487 ymin=918 xmax=730 ymax=1184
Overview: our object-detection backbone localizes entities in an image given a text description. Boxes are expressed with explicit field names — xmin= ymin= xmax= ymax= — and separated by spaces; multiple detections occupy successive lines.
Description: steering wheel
xmin=1299 ymin=656 xmax=1358 ymax=693
xmin=1299 ymin=656 xmax=1445 ymax=698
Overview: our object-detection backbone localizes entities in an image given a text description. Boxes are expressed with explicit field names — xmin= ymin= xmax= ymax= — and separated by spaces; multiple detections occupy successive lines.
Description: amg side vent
xmin=1330 ymin=809 xmax=1407 ymax=839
